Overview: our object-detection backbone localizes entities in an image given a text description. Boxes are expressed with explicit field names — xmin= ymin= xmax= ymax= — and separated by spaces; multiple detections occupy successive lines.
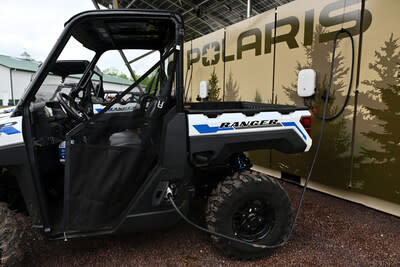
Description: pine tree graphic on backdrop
xmin=224 ymin=71 xmax=240 ymax=101
xmin=208 ymin=67 xmax=221 ymax=102
xmin=358 ymin=34 xmax=400 ymax=202
xmin=276 ymin=25 xmax=354 ymax=186
xmin=254 ymin=90 xmax=262 ymax=103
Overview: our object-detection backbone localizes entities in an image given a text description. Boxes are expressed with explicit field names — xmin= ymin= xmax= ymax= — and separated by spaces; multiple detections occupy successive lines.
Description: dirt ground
xmin=23 ymin=181 xmax=400 ymax=267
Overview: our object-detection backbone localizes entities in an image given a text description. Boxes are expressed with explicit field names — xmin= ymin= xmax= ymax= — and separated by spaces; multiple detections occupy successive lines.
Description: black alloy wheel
xmin=206 ymin=170 xmax=292 ymax=260
xmin=232 ymin=199 xmax=275 ymax=242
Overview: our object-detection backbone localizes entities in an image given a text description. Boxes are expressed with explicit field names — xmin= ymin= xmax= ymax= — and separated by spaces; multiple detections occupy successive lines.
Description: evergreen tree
xmin=362 ymin=34 xmax=400 ymax=161
xmin=362 ymin=34 xmax=400 ymax=100
xmin=254 ymin=90 xmax=262 ymax=103
xmin=208 ymin=67 xmax=221 ymax=102
xmin=362 ymin=83 xmax=400 ymax=163
xmin=356 ymin=34 xmax=400 ymax=135
xmin=358 ymin=34 xmax=400 ymax=203
xmin=225 ymin=71 xmax=240 ymax=101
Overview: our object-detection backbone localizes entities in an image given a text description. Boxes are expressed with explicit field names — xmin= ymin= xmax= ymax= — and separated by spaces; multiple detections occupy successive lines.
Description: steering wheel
xmin=57 ymin=92 xmax=90 ymax=122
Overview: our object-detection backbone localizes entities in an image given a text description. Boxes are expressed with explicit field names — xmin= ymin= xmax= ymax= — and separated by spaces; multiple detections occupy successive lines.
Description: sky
xmin=0 ymin=0 xmax=159 ymax=76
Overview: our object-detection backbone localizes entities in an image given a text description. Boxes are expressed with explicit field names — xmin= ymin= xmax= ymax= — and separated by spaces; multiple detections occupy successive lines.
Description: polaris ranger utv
xmin=0 ymin=10 xmax=312 ymax=265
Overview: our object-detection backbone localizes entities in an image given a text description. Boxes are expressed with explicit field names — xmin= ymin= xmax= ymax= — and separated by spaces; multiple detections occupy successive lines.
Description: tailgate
xmin=187 ymin=110 xmax=312 ymax=166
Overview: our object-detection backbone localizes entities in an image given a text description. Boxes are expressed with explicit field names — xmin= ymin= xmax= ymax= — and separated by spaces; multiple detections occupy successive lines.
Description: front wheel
xmin=205 ymin=170 xmax=292 ymax=260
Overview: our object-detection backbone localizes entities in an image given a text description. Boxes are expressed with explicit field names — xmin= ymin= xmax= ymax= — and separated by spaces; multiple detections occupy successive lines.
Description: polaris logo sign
xmin=186 ymin=0 xmax=372 ymax=69
xmin=193 ymin=119 xmax=281 ymax=134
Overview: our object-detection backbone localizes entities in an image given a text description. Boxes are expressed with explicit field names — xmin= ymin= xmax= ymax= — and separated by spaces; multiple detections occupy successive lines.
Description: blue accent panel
xmin=193 ymin=124 xmax=234 ymax=134
xmin=0 ymin=126 xmax=20 ymax=135
xmin=282 ymin=122 xmax=307 ymax=140
xmin=95 ymin=108 xmax=116 ymax=113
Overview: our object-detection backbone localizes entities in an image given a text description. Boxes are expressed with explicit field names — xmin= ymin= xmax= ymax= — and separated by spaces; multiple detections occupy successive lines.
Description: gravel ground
xmin=23 ymin=181 xmax=400 ymax=267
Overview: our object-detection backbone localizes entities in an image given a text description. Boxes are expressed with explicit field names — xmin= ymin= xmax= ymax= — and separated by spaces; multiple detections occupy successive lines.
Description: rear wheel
xmin=0 ymin=203 xmax=28 ymax=266
xmin=206 ymin=170 xmax=292 ymax=260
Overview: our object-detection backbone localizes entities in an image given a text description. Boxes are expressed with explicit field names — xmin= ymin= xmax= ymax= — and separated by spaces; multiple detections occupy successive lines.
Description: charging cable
xmin=167 ymin=28 xmax=354 ymax=249
xmin=306 ymin=28 xmax=355 ymax=121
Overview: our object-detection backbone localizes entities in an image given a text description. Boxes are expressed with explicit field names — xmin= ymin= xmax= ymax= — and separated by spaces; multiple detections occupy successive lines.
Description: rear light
xmin=300 ymin=116 xmax=312 ymax=136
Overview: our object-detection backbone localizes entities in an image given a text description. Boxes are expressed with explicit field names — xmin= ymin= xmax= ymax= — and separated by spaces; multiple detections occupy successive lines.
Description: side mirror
xmin=297 ymin=69 xmax=316 ymax=97
xmin=199 ymin=81 xmax=209 ymax=99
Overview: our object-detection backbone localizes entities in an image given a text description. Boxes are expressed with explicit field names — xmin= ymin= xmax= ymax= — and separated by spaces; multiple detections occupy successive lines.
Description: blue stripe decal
xmin=0 ymin=126 xmax=20 ymax=135
xmin=95 ymin=108 xmax=116 ymax=113
xmin=282 ymin=122 xmax=307 ymax=140
xmin=193 ymin=124 xmax=234 ymax=134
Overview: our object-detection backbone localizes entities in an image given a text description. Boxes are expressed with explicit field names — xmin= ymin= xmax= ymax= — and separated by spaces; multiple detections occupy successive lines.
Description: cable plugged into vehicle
xmin=0 ymin=9 xmax=353 ymax=264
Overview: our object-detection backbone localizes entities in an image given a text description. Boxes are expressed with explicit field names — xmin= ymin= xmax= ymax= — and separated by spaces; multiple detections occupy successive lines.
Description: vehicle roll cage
xmin=94 ymin=47 xmax=178 ymax=117
xmin=10 ymin=10 xmax=184 ymax=232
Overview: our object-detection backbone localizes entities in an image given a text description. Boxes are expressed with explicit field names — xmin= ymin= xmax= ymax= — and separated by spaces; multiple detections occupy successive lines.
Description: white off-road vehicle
xmin=0 ymin=10 xmax=312 ymax=265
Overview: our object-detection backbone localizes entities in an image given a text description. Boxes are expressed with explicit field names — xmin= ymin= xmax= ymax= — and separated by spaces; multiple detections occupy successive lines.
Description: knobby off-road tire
xmin=0 ymin=202 xmax=28 ymax=267
xmin=206 ymin=170 xmax=292 ymax=260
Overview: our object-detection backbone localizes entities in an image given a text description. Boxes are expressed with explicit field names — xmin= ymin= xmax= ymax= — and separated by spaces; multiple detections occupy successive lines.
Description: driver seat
xmin=108 ymin=57 xmax=176 ymax=148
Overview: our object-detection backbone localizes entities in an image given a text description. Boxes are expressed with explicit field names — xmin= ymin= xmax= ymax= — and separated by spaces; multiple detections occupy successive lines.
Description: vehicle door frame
xmin=15 ymin=10 xmax=184 ymax=237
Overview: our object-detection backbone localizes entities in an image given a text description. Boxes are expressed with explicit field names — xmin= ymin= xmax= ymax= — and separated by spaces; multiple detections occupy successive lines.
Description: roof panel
xmin=95 ymin=0 xmax=294 ymax=41
xmin=0 ymin=54 xmax=40 ymax=72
